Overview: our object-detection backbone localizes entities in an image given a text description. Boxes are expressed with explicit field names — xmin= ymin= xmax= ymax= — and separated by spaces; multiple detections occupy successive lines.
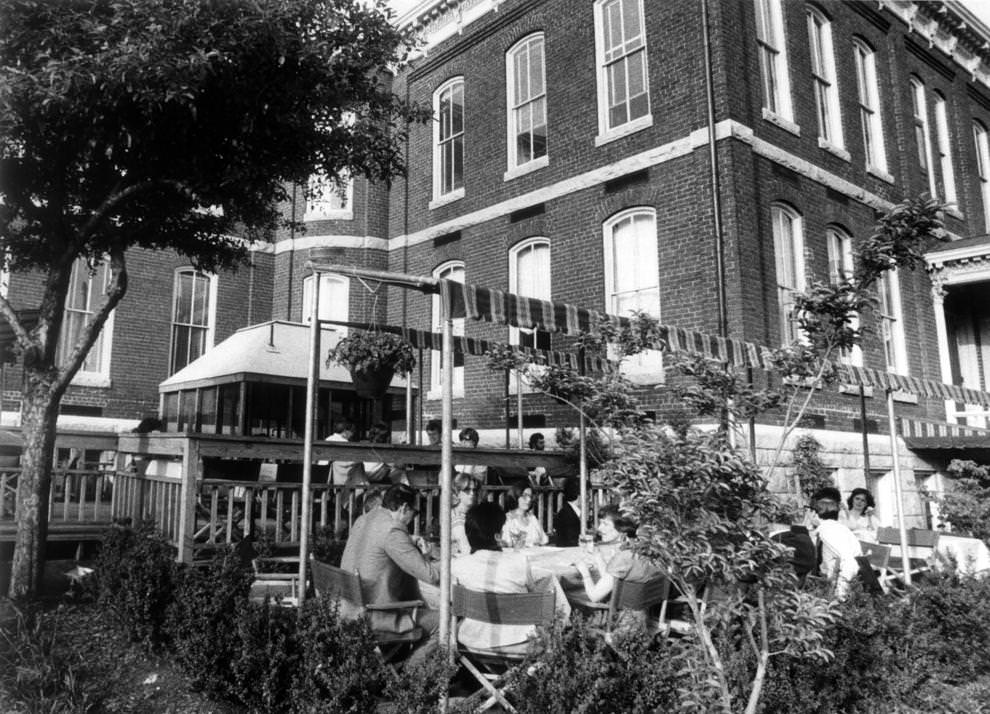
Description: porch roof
xmin=158 ymin=320 xmax=410 ymax=394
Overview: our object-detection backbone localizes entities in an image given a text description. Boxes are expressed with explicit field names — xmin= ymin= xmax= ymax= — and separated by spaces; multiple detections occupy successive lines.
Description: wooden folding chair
xmin=876 ymin=528 xmax=936 ymax=585
xmin=569 ymin=574 xmax=673 ymax=637
xmin=249 ymin=554 xmax=301 ymax=606
xmin=451 ymin=584 xmax=556 ymax=713
xmin=309 ymin=556 xmax=425 ymax=662
xmin=858 ymin=540 xmax=892 ymax=593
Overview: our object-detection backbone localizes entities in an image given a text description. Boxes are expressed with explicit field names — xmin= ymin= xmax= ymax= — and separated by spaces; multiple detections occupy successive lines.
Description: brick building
xmin=4 ymin=0 xmax=990 ymax=525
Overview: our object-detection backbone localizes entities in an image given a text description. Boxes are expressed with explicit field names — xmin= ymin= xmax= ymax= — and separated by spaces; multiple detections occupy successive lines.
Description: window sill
xmin=594 ymin=114 xmax=653 ymax=147
xmin=428 ymin=188 xmax=465 ymax=211
xmin=503 ymin=155 xmax=549 ymax=182
xmin=69 ymin=373 xmax=111 ymax=388
xmin=426 ymin=389 xmax=464 ymax=401
xmin=839 ymin=383 xmax=873 ymax=397
xmin=762 ymin=108 xmax=800 ymax=136
xmin=945 ymin=205 xmax=964 ymax=221
xmin=891 ymin=390 xmax=918 ymax=404
xmin=304 ymin=210 xmax=354 ymax=221
xmin=818 ymin=137 xmax=851 ymax=162
xmin=867 ymin=165 xmax=894 ymax=183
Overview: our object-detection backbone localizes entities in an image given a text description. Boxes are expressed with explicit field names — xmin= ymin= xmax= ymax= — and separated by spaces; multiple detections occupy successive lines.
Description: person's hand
xmin=864 ymin=507 xmax=875 ymax=516
xmin=413 ymin=535 xmax=430 ymax=555
xmin=575 ymin=561 xmax=591 ymax=579
xmin=592 ymin=551 xmax=608 ymax=571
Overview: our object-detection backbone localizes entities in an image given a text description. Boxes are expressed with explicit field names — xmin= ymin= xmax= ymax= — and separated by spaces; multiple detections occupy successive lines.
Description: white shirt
xmin=816 ymin=519 xmax=862 ymax=599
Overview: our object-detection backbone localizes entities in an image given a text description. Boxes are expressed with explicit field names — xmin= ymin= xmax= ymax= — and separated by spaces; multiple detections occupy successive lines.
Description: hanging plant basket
xmin=349 ymin=366 xmax=395 ymax=399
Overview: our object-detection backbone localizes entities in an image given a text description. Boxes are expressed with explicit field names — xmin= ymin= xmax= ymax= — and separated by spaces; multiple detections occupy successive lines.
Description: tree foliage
xmin=936 ymin=459 xmax=990 ymax=545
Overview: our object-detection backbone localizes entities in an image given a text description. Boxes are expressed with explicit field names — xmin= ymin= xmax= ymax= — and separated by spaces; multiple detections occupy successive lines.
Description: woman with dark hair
xmin=501 ymin=483 xmax=548 ymax=548
xmin=575 ymin=512 xmax=658 ymax=604
xmin=451 ymin=472 xmax=481 ymax=557
xmin=840 ymin=487 xmax=879 ymax=542
xmin=594 ymin=505 xmax=625 ymax=562
xmin=452 ymin=502 xmax=568 ymax=653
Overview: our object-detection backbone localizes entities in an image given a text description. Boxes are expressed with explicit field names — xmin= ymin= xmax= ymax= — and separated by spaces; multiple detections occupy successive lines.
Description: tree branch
xmin=79 ymin=179 xmax=201 ymax=241
xmin=0 ymin=294 xmax=34 ymax=349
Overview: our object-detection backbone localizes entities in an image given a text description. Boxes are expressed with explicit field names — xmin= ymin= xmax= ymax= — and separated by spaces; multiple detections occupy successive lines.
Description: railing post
xmin=177 ymin=438 xmax=202 ymax=563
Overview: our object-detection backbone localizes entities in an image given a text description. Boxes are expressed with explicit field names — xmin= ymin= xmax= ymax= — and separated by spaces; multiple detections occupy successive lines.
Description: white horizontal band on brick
xmin=272 ymin=234 xmax=388 ymax=255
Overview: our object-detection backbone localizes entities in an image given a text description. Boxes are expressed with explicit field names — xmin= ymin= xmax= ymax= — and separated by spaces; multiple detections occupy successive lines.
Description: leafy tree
xmin=936 ymin=459 xmax=990 ymax=545
xmin=0 ymin=0 xmax=428 ymax=598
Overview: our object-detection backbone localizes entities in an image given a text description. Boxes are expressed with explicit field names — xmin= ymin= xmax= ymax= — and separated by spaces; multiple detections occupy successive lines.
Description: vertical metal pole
xmin=860 ymin=385 xmax=871 ymax=481
xmin=438 ymin=292 xmax=454 ymax=658
xmin=298 ymin=275 xmax=321 ymax=605
xmin=516 ymin=372 xmax=524 ymax=448
xmin=886 ymin=389 xmax=912 ymax=585
xmin=504 ymin=370 xmax=511 ymax=449
xmin=405 ymin=376 xmax=413 ymax=446
xmin=579 ymin=413 xmax=588 ymax=538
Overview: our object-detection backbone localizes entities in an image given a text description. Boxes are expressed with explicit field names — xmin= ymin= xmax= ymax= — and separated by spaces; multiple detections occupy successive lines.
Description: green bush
xmin=231 ymin=599 xmax=299 ymax=713
xmin=166 ymin=549 xmax=253 ymax=699
xmin=289 ymin=595 xmax=391 ymax=712
xmin=94 ymin=522 xmax=178 ymax=648
xmin=380 ymin=647 xmax=458 ymax=714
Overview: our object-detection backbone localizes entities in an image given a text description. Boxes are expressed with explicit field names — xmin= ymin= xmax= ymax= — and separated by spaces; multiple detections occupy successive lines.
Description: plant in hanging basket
xmin=327 ymin=330 xmax=416 ymax=398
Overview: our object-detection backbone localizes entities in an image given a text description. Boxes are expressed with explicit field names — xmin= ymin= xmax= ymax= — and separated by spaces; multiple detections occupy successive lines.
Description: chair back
xmin=859 ymin=541 xmax=891 ymax=570
xmin=876 ymin=527 xmax=900 ymax=545
xmin=608 ymin=575 xmax=670 ymax=621
xmin=855 ymin=555 xmax=884 ymax=594
xmin=310 ymin=556 xmax=365 ymax=607
xmin=451 ymin=584 xmax=556 ymax=627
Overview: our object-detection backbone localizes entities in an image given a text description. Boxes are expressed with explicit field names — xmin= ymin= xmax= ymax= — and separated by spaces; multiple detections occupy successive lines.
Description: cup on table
xmin=511 ymin=531 xmax=527 ymax=550
xmin=578 ymin=534 xmax=595 ymax=555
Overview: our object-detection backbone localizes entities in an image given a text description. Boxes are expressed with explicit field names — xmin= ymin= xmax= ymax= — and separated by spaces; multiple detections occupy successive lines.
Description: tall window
xmin=853 ymin=38 xmax=887 ymax=173
xmin=771 ymin=204 xmax=805 ymax=345
xmin=509 ymin=238 xmax=551 ymax=351
xmin=594 ymin=0 xmax=651 ymax=139
xmin=826 ymin=226 xmax=862 ymax=366
xmin=304 ymin=172 xmax=352 ymax=220
xmin=974 ymin=121 xmax=990 ymax=232
xmin=506 ymin=34 xmax=548 ymax=172
xmin=433 ymin=78 xmax=465 ymax=201
xmin=302 ymin=274 xmax=349 ymax=334
xmin=603 ymin=208 xmax=662 ymax=380
xmin=933 ymin=92 xmax=957 ymax=206
xmin=170 ymin=269 xmax=215 ymax=375
xmin=807 ymin=7 xmax=843 ymax=148
xmin=430 ymin=261 xmax=465 ymax=396
xmin=878 ymin=271 xmax=908 ymax=374
xmin=755 ymin=0 xmax=793 ymax=121
xmin=58 ymin=257 xmax=113 ymax=381
xmin=910 ymin=78 xmax=937 ymax=197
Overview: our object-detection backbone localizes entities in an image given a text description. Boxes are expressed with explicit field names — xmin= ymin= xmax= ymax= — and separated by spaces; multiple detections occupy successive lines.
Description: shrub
xmin=166 ymin=548 xmax=253 ymax=698
xmin=380 ymin=647 xmax=458 ymax=714
xmin=936 ymin=459 xmax=990 ymax=544
xmin=230 ymin=599 xmax=299 ymax=713
xmin=94 ymin=522 xmax=178 ymax=649
xmin=289 ymin=595 xmax=391 ymax=712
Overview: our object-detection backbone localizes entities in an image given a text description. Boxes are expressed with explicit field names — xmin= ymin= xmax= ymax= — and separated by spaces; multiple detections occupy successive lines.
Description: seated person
xmin=454 ymin=427 xmax=488 ymax=484
xmin=769 ymin=509 xmax=818 ymax=583
xmin=340 ymin=484 xmax=440 ymax=666
xmin=594 ymin=505 xmax=624 ymax=563
xmin=323 ymin=420 xmax=364 ymax=486
xmin=362 ymin=421 xmax=407 ymax=485
xmin=808 ymin=487 xmax=861 ymax=600
xmin=839 ymin=488 xmax=880 ymax=542
xmin=500 ymin=483 xmax=549 ymax=548
xmin=552 ymin=477 xmax=584 ymax=547
xmin=527 ymin=432 xmax=551 ymax=488
xmin=451 ymin=472 xmax=481 ymax=558
xmin=452 ymin=502 xmax=567 ymax=654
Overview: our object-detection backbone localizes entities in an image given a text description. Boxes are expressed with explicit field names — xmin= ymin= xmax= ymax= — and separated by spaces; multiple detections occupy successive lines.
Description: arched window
xmin=433 ymin=78 xmax=465 ymax=202
xmin=770 ymin=204 xmax=805 ymax=345
xmin=304 ymin=171 xmax=353 ymax=221
xmin=806 ymin=7 xmax=843 ymax=149
xmin=170 ymin=268 xmax=216 ymax=375
xmin=878 ymin=269 xmax=908 ymax=375
xmin=825 ymin=225 xmax=861 ymax=366
xmin=852 ymin=38 xmax=887 ymax=174
xmin=58 ymin=257 xmax=114 ymax=384
xmin=932 ymin=91 xmax=957 ymax=206
xmin=506 ymin=34 xmax=548 ymax=173
xmin=509 ymin=238 xmax=551 ymax=350
xmin=430 ymin=261 xmax=465 ymax=396
xmin=974 ymin=121 xmax=990 ymax=232
xmin=301 ymin=273 xmax=349 ymax=333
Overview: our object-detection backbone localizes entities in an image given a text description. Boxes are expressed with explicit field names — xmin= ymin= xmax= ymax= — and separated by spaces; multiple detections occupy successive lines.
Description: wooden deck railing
xmin=1 ymin=467 xmax=114 ymax=526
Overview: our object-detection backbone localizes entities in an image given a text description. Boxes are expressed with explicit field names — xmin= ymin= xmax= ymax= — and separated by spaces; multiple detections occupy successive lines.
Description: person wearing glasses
xmin=340 ymin=483 xmax=440 ymax=665
xmin=452 ymin=472 xmax=482 ymax=557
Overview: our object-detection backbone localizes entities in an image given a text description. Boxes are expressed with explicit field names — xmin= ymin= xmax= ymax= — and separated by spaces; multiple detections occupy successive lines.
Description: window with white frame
xmin=594 ymin=0 xmax=651 ymax=139
xmin=974 ymin=121 xmax=990 ymax=233
xmin=509 ymin=238 xmax=551 ymax=351
xmin=755 ymin=0 xmax=793 ymax=121
xmin=603 ymin=208 xmax=662 ymax=380
xmin=878 ymin=270 xmax=908 ymax=375
xmin=304 ymin=172 xmax=353 ymax=220
xmin=169 ymin=269 xmax=216 ymax=376
xmin=58 ymin=257 xmax=114 ymax=383
xmin=932 ymin=92 xmax=957 ymax=206
xmin=430 ymin=261 xmax=465 ymax=396
xmin=506 ymin=34 xmax=548 ymax=172
xmin=910 ymin=78 xmax=937 ymax=197
xmin=433 ymin=78 xmax=465 ymax=201
xmin=807 ymin=7 xmax=843 ymax=149
xmin=771 ymin=204 xmax=805 ymax=346
xmin=826 ymin=226 xmax=862 ymax=366
xmin=302 ymin=273 xmax=349 ymax=335
xmin=853 ymin=38 xmax=887 ymax=173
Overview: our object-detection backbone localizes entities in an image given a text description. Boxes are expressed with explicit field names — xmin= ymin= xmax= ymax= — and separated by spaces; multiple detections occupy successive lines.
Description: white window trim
xmin=304 ymin=173 xmax=353 ymax=221
xmin=933 ymin=93 xmax=957 ymax=207
xmin=602 ymin=207 xmax=663 ymax=383
xmin=428 ymin=261 xmax=465 ymax=399
xmin=302 ymin=273 xmax=349 ymax=334
xmin=433 ymin=77 xmax=465 ymax=202
xmin=879 ymin=270 xmax=909 ymax=375
xmin=508 ymin=238 xmax=551 ymax=394
xmin=505 ymin=33 xmax=548 ymax=173
xmin=911 ymin=78 xmax=938 ymax=198
xmin=593 ymin=0 xmax=652 ymax=144
xmin=755 ymin=0 xmax=794 ymax=122
xmin=63 ymin=260 xmax=114 ymax=388
xmin=974 ymin=121 xmax=990 ymax=233
xmin=826 ymin=226 xmax=862 ymax=367
xmin=807 ymin=8 xmax=845 ymax=150
xmin=853 ymin=38 xmax=888 ymax=175
xmin=771 ymin=204 xmax=806 ymax=346
xmin=762 ymin=107 xmax=801 ymax=136
xmin=167 ymin=268 xmax=217 ymax=377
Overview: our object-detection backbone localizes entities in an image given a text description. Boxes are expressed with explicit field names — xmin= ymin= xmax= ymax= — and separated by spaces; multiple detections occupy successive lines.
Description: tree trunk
xmin=8 ymin=374 xmax=61 ymax=599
